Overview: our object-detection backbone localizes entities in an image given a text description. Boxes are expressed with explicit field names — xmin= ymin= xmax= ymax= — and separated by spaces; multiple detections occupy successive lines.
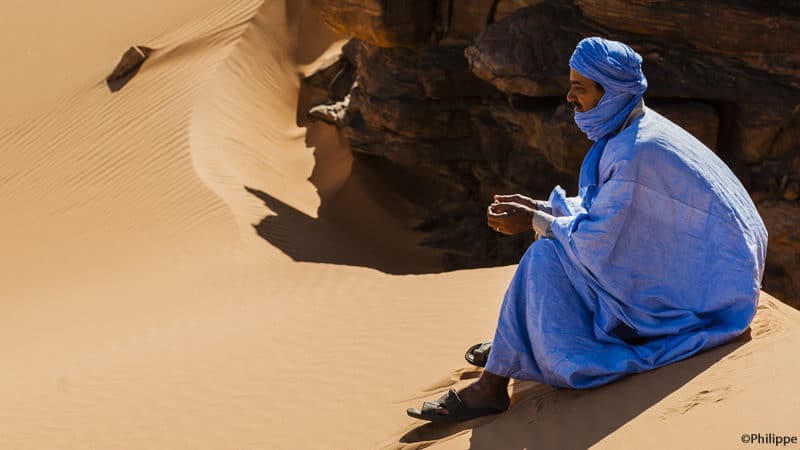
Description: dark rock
xmin=349 ymin=42 xmax=428 ymax=99
xmin=466 ymin=3 xmax=800 ymax=103
xmin=473 ymin=105 xmax=577 ymax=191
xmin=465 ymin=4 xmax=579 ymax=97
xmin=346 ymin=85 xmax=475 ymax=140
xmin=107 ymin=46 xmax=153 ymax=92
xmin=308 ymin=0 xmax=437 ymax=47
xmin=309 ymin=96 xmax=350 ymax=126
xmin=781 ymin=179 xmax=800 ymax=202
xmin=494 ymin=0 xmax=545 ymax=22
xmin=757 ymin=200 xmax=800 ymax=309
xmin=349 ymin=41 xmax=498 ymax=100
xmin=733 ymin=102 xmax=795 ymax=163
xmin=418 ymin=45 xmax=501 ymax=99
xmin=440 ymin=0 xmax=545 ymax=45
xmin=488 ymin=99 xmax=589 ymax=177
xmin=766 ymin=104 xmax=800 ymax=160
xmin=443 ymin=0 xmax=497 ymax=44
xmin=650 ymin=101 xmax=719 ymax=151
xmin=750 ymin=160 xmax=791 ymax=196
xmin=574 ymin=0 xmax=800 ymax=78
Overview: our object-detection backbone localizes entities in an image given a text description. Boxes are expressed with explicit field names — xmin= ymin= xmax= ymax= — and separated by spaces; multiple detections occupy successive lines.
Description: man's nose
xmin=566 ymin=89 xmax=576 ymax=103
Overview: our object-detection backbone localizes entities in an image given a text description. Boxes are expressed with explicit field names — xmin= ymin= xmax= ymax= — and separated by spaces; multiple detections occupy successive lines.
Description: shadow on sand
xmin=245 ymin=185 xmax=440 ymax=274
xmin=397 ymin=330 xmax=751 ymax=449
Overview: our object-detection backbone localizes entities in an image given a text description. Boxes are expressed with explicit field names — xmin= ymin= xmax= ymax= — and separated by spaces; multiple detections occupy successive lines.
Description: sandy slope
xmin=0 ymin=1 xmax=798 ymax=449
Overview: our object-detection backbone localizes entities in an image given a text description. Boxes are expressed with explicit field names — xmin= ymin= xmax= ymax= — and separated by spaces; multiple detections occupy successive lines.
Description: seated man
xmin=408 ymin=37 xmax=767 ymax=423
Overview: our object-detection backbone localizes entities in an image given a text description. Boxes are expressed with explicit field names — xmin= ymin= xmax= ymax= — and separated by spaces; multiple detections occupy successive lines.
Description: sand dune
xmin=1 ymin=1 xmax=798 ymax=449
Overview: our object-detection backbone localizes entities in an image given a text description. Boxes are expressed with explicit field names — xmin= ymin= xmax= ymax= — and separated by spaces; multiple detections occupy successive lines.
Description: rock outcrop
xmin=305 ymin=0 xmax=800 ymax=306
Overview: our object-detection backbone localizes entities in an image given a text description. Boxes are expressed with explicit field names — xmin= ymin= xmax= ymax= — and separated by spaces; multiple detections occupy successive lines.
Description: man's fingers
xmin=488 ymin=201 xmax=531 ymax=235
xmin=491 ymin=202 xmax=521 ymax=214
xmin=493 ymin=194 xmax=520 ymax=203
xmin=487 ymin=204 xmax=508 ymax=217
xmin=493 ymin=194 xmax=538 ymax=210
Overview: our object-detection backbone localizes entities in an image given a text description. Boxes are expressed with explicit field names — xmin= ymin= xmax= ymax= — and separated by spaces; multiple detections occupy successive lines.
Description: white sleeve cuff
xmin=532 ymin=210 xmax=555 ymax=238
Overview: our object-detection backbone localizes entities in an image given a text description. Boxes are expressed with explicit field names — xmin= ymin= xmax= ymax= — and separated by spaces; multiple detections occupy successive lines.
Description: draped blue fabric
xmin=484 ymin=38 xmax=767 ymax=388
xmin=486 ymin=108 xmax=767 ymax=388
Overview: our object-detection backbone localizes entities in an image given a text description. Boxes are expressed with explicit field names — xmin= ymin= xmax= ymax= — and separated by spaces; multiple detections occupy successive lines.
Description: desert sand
xmin=1 ymin=1 xmax=798 ymax=449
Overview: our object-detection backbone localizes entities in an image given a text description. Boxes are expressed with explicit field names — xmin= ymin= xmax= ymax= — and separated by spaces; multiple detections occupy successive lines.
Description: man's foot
xmin=406 ymin=371 xmax=510 ymax=422
xmin=465 ymin=341 xmax=492 ymax=367
xmin=435 ymin=374 xmax=510 ymax=415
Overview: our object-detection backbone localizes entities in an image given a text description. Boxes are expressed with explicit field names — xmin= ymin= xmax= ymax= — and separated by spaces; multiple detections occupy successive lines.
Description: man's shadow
xmin=397 ymin=330 xmax=751 ymax=449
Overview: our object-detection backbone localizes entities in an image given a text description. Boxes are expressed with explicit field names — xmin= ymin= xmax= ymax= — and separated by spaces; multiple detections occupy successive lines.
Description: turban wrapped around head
xmin=569 ymin=37 xmax=648 ymax=96
xmin=569 ymin=37 xmax=648 ymax=141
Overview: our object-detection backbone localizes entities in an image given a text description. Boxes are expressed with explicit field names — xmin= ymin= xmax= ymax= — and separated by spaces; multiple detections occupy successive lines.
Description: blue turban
xmin=567 ymin=37 xmax=648 ymax=211
xmin=569 ymin=37 xmax=648 ymax=142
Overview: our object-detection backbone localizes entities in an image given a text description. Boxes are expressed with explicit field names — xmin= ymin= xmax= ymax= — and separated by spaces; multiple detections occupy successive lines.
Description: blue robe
xmin=485 ymin=107 xmax=767 ymax=388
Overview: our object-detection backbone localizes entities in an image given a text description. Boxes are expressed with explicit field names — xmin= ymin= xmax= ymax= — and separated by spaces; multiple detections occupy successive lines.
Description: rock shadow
xmin=246 ymin=183 xmax=440 ymax=275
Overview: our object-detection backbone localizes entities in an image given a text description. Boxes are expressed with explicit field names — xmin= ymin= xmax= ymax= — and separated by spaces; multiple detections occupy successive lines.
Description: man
xmin=407 ymin=37 xmax=767 ymax=422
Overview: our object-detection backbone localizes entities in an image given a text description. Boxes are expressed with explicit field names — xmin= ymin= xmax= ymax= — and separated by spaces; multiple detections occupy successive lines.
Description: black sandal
xmin=406 ymin=389 xmax=507 ymax=423
xmin=464 ymin=342 xmax=492 ymax=367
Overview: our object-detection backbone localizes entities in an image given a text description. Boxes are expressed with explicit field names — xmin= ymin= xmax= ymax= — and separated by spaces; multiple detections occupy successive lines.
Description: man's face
xmin=567 ymin=69 xmax=604 ymax=112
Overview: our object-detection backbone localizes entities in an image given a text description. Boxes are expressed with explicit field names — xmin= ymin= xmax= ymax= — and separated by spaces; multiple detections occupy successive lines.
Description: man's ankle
xmin=478 ymin=371 xmax=510 ymax=391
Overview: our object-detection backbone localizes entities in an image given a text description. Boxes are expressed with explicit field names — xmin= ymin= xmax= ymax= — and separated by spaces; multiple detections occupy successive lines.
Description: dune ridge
xmin=1 ymin=1 xmax=799 ymax=449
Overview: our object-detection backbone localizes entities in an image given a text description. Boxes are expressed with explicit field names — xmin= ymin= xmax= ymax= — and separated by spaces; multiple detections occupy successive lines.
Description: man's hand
xmin=487 ymin=202 xmax=535 ymax=235
xmin=492 ymin=194 xmax=538 ymax=210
